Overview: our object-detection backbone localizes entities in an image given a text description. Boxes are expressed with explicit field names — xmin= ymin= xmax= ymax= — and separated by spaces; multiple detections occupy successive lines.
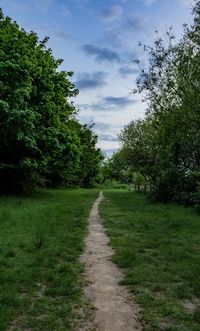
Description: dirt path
xmin=80 ymin=192 xmax=141 ymax=331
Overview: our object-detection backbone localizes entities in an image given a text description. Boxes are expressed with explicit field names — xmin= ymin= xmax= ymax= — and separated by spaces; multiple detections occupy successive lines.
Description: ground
xmin=80 ymin=192 xmax=141 ymax=331
xmin=100 ymin=189 xmax=200 ymax=331
xmin=0 ymin=188 xmax=98 ymax=331
xmin=1 ymin=188 xmax=200 ymax=331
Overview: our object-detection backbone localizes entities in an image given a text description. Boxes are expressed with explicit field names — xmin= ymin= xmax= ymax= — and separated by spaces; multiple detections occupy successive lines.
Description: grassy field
xmin=0 ymin=188 xmax=98 ymax=331
xmin=100 ymin=190 xmax=200 ymax=331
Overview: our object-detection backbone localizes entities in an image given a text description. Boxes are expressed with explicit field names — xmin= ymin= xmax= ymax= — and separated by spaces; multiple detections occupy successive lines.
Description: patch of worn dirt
xmin=8 ymin=282 xmax=46 ymax=331
xmin=80 ymin=192 xmax=141 ymax=331
xmin=182 ymin=298 xmax=200 ymax=314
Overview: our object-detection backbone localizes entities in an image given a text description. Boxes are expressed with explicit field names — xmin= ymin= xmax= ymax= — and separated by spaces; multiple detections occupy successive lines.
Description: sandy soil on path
xmin=80 ymin=192 xmax=141 ymax=331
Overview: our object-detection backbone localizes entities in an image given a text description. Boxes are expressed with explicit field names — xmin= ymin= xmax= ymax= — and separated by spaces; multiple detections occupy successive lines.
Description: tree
xmin=74 ymin=123 xmax=103 ymax=187
xmin=117 ymin=1 xmax=200 ymax=204
xmin=0 ymin=10 xmax=101 ymax=192
xmin=119 ymin=118 xmax=156 ymax=188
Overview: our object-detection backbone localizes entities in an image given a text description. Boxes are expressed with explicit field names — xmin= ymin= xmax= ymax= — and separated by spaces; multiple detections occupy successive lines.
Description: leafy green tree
xmin=117 ymin=1 xmax=200 ymax=204
xmin=98 ymin=158 xmax=113 ymax=184
xmin=75 ymin=123 xmax=103 ymax=187
xmin=0 ymin=10 xmax=101 ymax=192
xmin=119 ymin=118 xmax=156 ymax=188
xmin=99 ymin=150 xmax=137 ymax=186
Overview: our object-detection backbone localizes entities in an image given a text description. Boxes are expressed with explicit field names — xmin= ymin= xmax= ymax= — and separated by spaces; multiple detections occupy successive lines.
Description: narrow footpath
xmin=81 ymin=192 xmax=141 ymax=331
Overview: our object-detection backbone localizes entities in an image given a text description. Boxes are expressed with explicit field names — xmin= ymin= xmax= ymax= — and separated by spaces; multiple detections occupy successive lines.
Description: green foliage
xmin=0 ymin=10 xmax=102 ymax=192
xmin=116 ymin=1 xmax=200 ymax=205
xmin=99 ymin=150 xmax=135 ymax=185
xmin=119 ymin=118 xmax=156 ymax=187
xmin=74 ymin=123 xmax=104 ymax=187
xmin=101 ymin=180 xmax=129 ymax=189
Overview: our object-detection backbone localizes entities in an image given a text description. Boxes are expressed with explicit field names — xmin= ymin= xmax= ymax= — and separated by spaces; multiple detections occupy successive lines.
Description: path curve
xmin=80 ymin=191 xmax=141 ymax=331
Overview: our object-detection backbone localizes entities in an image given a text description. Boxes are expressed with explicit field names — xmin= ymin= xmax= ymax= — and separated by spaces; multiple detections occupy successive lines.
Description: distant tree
xmin=98 ymin=158 xmax=113 ymax=184
xmin=75 ymin=123 xmax=104 ymax=187
xmin=119 ymin=118 xmax=156 ymax=188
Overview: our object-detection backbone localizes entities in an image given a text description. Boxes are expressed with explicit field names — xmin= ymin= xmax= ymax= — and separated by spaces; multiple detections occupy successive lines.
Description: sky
xmin=0 ymin=0 xmax=195 ymax=155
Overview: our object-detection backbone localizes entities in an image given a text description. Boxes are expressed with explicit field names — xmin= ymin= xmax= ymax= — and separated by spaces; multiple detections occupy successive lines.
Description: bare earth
xmin=80 ymin=192 xmax=141 ymax=331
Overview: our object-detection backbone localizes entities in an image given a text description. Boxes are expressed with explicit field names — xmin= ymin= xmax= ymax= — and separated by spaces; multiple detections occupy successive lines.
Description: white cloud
xmin=179 ymin=0 xmax=195 ymax=8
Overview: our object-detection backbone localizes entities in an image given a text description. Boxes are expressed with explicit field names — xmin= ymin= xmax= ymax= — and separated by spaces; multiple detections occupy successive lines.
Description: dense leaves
xmin=0 ymin=10 xmax=102 ymax=192
xmin=108 ymin=1 xmax=200 ymax=205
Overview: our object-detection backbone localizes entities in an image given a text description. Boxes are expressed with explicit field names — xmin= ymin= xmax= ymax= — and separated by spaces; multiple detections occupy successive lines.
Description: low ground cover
xmin=100 ymin=190 xmax=200 ymax=331
xmin=0 ymin=188 xmax=98 ymax=331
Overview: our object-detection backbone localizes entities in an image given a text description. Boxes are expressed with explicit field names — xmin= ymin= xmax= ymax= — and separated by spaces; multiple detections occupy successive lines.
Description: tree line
xmin=0 ymin=10 xmax=103 ymax=193
xmin=102 ymin=1 xmax=200 ymax=206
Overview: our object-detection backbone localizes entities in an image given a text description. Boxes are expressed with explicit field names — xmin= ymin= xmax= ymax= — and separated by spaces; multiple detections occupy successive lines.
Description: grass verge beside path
xmin=0 ymin=188 xmax=98 ymax=331
xmin=100 ymin=190 xmax=200 ymax=331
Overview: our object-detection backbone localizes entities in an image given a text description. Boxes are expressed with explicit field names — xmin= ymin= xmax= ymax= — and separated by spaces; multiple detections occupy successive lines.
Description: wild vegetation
xmin=0 ymin=189 xmax=98 ymax=330
xmin=103 ymin=1 xmax=200 ymax=206
xmin=0 ymin=9 xmax=102 ymax=193
xmin=100 ymin=190 xmax=200 ymax=331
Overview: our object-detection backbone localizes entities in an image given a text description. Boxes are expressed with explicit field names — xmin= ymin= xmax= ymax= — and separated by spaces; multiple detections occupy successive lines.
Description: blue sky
xmin=0 ymin=0 xmax=195 ymax=155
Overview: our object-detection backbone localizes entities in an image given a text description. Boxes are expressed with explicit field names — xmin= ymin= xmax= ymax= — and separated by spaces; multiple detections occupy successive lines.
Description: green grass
xmin=0 ymin=188 xmax=98 ymax=331
xmin=100 ymin=190 xmax=200 ymax=331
